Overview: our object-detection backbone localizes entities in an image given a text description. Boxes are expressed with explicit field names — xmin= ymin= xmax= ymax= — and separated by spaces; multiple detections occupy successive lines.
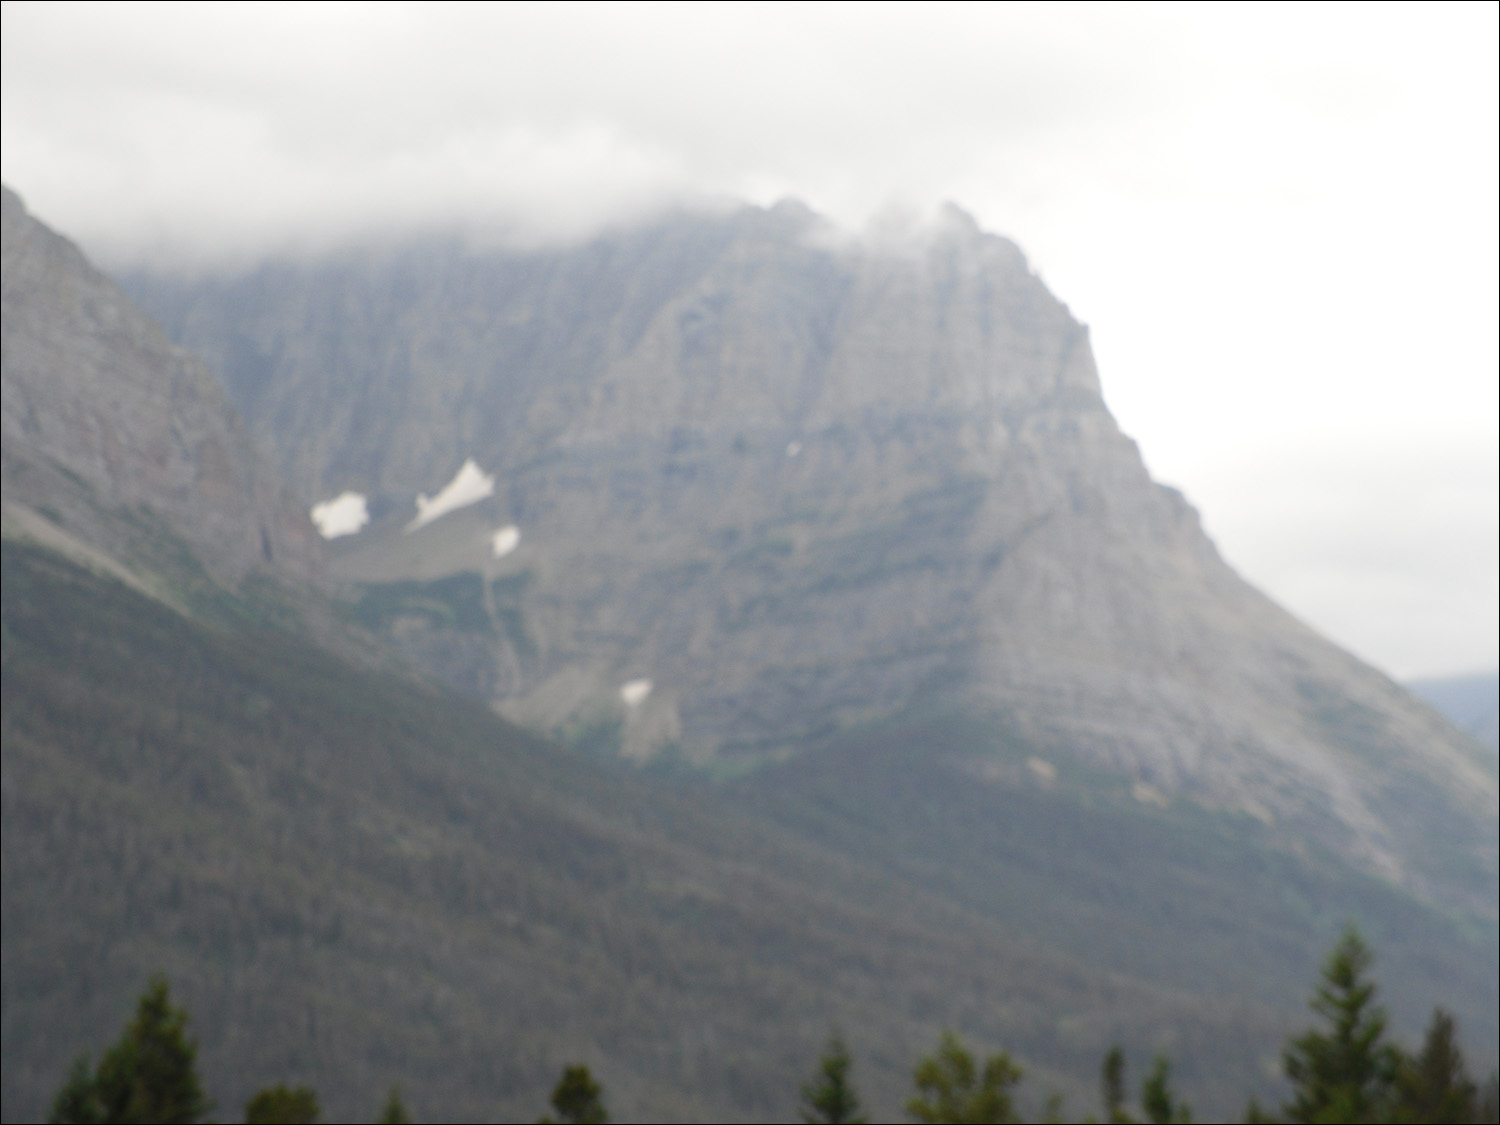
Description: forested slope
xmin=5 ymin=539 xmax=1494 ymax=1122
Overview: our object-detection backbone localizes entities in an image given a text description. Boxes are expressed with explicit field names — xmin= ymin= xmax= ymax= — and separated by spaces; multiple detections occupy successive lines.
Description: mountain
xmin=1 ymin=186 xmax=321 ymax=587
xmin=4 ymin=186 xmax=1495 ymax=1121
xmin=6 ymin=537 xmax=1496 ymax=1123
xmin=1408 ymin=673 xmax=1499 ymax=753
xmin=123 ymin=201 xmax=1498 ymax=917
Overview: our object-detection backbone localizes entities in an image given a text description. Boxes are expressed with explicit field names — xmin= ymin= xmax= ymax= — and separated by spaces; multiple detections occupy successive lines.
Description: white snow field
xmin=491 ymin=525 xmax=520 ymax=558
xmin=309 ymin=491 xmax=370 ymax=539
xmin=407 ymin=459 xmax=495 ymax=532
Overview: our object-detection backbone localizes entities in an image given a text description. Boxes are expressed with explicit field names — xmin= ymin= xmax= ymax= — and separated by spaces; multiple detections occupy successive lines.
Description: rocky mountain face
xmin=4 ymin=189 xmax=1494 ymax=1120
xmin=1 ymin=186 xmax=322 ymax=585
xmin=122 ymin=201 xmax=1497 ymax=915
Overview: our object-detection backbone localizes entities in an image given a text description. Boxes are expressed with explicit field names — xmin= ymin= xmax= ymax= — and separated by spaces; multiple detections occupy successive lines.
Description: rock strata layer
xmin=122 ymin=201 xmax=1497 ymax=912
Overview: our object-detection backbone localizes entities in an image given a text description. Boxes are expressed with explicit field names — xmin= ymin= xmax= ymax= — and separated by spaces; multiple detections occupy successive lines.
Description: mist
xmin=4 ymin=1 xmax=1495 ymax=677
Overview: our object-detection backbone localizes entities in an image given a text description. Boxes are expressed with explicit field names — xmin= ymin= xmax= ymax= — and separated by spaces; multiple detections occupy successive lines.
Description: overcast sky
xmin=3 ymin=1 xmax=1496 ymax=679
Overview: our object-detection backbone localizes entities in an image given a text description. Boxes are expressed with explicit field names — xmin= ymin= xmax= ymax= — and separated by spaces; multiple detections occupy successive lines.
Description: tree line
xmin=47 ymin=928 xmax=1498 ymax=1123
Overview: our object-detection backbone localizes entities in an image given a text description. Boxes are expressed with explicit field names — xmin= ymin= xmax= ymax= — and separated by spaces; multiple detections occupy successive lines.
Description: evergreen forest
xmin=44 ymin=929 xmax=1500 ymax=1123
xmin=4 ymin=537 xmax=1497 ymax=1122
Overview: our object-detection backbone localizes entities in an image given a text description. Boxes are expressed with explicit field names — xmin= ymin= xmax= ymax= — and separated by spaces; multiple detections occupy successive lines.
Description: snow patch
xmin=620 ymin=679 xmax=653 ymax=707
xmin=406 ymin=459 xmax=495 ymax=532
xmin=491 ymin=525 xmax=521 ymax=558
xmin=309 ymin=492 xmax=369 ymax=539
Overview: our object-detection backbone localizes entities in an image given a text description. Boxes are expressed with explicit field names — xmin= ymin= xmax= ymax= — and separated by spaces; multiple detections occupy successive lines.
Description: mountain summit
xmin=123 ymin=202 xmax=1496 ymax=914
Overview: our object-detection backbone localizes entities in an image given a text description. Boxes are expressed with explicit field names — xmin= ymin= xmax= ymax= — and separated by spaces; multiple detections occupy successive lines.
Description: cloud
xmin=3 ymin=3 xmax=1494 ymax=679
xmin=1 ymin=3 xmax=1187 ymax=265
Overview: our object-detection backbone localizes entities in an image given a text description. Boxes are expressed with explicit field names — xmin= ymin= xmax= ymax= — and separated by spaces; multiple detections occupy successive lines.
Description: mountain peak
xmin=937 ymin=199 xmax=982 ymax=233
xmin=120 ymin=202 xmax=1496 ymax=912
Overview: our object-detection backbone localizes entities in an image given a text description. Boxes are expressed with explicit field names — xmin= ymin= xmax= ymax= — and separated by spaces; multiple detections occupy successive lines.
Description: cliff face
xmin=1 ymin=186 xmax=322 ymax=585
xmin=122 ymin=201 xmax=1497 ymax=911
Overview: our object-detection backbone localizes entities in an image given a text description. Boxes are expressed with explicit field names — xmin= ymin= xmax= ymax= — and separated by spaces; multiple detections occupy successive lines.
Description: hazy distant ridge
xmin=1408 ymin=673 xmax=1500 ymax=752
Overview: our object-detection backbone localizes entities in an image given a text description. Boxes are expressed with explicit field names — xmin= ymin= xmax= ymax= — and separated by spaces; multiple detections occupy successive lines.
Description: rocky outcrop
xmin=1 ymin=186 xmax=321 ymax=584
xmin=122 ymin=200 xmax=1497 ymax=912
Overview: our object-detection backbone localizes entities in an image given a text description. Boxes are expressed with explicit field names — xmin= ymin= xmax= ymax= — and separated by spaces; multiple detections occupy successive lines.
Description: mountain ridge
xmin=1408 ymin=672 xmax=1500 ymax=753
xmin=3 ymin=181 xmax=1495 ymax=1123
xmin=1 ymin=185 xmax=323 ymax=587
xmin=120 ymin=201 xmax=1497 ymax=914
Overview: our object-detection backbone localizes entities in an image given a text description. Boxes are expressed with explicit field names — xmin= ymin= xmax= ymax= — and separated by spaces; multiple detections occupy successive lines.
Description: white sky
xmin=3 ymin=1 xmax=1495 ymax=679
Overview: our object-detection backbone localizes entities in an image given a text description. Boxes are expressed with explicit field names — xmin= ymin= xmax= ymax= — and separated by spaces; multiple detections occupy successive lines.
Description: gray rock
xmin=2 ymin=185 xmax=322 ymax=584
xmin=122 ymin=201 xmax=1498 ymax=914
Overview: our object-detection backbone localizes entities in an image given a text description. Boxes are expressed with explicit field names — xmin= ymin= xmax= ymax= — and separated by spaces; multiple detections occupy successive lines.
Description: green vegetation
xmin=244 ymin=1083 xmax=321 ymax=1123
xmin=800 ymin=1035 xmax=865 ymax=1124
xmin=735 ymin=710 xmax=1498 ymax=1112
xmin=4 ymin=540 xmax=1496 ymax=1121
xmin=47 ymin=975 xmax=210 ymax=1124
xmin=1397 ymin=1010 xmax=1479 ymax=1124
xmin=1102 ymin=1046 xmax=1134 ymax=1123
xmin=351 ymin=573 xmax=491 ymax=634
xmin=41 ymin=928 xmax=1500 ymax=1124
xmin=1275 ymin=929 xmax=1494 ymax=1124
xmin=1282 ymin=927 xmax=1401 ymax=1123
xmin=1086 ymin=1047 xmax=1192 ymax=1124
xmin=906 ymin=1031 xmax=1022 ymax=1124
xmin=538 ymin=1065 xmax=608 ymax=1124
xmin=374 ymin=1086 xmax=412 ymax=1124
xmin=1140 ymin=1055 xmax=1191 ymax=1124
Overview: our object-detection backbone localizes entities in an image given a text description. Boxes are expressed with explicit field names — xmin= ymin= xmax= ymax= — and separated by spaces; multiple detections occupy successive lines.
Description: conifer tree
xmin=375 ymin=1085 xmax=412 ymax=1124
xmin=1478 ymin=1071 xmax=1499 ymax=1124
xmin=49 ymin=975 xmax=211 ymax=1125
xmin=1393 ymin=1008 xmax=1477 ymax=1124
xmin=539 ymin=1064 xmax=608 ymax=1124
xmin=48 ymin=1056 xmax=102 ymax=1125
xmin=1102 ymin=1046 xmax=1137 ymax=1123
xmin=1281 ymin=927 xmax=1399 ymax=1124
xmin=907 ymin=1031 xmax=1023 ymax=1124
xmin=1140 ymin=1054 xmax=1190 ymax=1124
xmin=244 ymin=1083 xmax=321 ymax=1123
xmin=1241 ymin=1095 xmax=1276 ymax=1123
xmin=799 ymin=1035 xmax=865 ymax=1124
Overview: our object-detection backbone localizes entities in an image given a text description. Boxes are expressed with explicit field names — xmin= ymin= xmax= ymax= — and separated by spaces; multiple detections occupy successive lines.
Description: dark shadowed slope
xmin=5 ymin=540 xmax=1495 ymax=1123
